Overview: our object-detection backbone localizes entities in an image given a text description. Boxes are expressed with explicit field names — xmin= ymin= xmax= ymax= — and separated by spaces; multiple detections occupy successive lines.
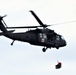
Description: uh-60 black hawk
xmin=0 ymin=10 xmax=66 ymax=52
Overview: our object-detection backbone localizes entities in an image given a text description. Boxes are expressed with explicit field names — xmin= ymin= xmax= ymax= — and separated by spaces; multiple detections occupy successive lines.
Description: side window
xmin=40 ymin=33 xmax=43 ymax=38
xmin=43 ymin=34 xmax=47 ymax=39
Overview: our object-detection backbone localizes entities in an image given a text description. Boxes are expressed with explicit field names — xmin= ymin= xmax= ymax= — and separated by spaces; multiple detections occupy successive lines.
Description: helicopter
xmin=0 ymin=10 xmax=66 ymax=52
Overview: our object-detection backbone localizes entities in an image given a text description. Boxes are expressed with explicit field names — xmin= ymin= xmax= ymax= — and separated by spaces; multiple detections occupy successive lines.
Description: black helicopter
xmin=0 ymin=10 xmax=66 ymax=52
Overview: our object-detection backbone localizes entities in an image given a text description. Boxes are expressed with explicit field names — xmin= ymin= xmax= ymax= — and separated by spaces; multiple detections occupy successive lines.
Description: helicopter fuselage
xmin=0 ymin=10 xmax=67 ymax=52
xmin=4 ymin=28 xmax=66 ymax=49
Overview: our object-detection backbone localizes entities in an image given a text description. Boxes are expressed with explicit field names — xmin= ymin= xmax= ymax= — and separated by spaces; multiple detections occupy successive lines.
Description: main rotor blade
xmin=51 ymin=20 xmax=76 ymax=26
xmin=6 ymin=26 xmax=43 ymax=29
xmin=30 ymin=10 xmax=47 ymax=27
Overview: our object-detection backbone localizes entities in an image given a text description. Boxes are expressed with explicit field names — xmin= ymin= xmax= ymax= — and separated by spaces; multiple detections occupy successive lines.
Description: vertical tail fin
xmin=0 ymin=15 xmax=7 ymax=32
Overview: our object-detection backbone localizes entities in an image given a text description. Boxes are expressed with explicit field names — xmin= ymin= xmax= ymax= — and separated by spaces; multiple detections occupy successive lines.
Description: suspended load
xmin=55 ymin=62 xmax=62 ymax=69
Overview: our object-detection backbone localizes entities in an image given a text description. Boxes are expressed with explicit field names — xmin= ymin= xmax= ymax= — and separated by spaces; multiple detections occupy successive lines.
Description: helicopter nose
xmin=63 ymin=40 xmax=67 ymax=46
xmin=61 ymin=40 xmax=67 ymax=47
xmin=58 ymin=39 xmax=67 ymax=47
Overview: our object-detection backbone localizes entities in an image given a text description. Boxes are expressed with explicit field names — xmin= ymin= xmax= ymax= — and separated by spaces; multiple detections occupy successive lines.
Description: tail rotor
xmin=0 ymin=15 xmax=7 ymax=27
xmin=0 ymin=15 xmax=7 ymax=32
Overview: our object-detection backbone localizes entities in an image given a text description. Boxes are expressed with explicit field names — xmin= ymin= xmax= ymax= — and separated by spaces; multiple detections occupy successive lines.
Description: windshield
xmin=56 ymin=35 xmax=60 ymax=41
xmin=61 ymin=35 xmax=65 ymax=40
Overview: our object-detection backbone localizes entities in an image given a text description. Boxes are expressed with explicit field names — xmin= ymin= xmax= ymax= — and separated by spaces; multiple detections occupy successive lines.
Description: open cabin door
xmin=38 ymin=33 xmax=47 ymax=43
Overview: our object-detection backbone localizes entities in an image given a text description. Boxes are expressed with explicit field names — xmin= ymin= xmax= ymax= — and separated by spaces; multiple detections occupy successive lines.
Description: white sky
xmin=0 ymin=0 xmax=76 ymax=75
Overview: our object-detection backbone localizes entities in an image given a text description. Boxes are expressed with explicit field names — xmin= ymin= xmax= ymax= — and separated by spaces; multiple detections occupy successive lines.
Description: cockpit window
xmin=56 ymin=35 xmax=60 ymax=41
xmin=61 ymin=35 xmax=65 ymax=40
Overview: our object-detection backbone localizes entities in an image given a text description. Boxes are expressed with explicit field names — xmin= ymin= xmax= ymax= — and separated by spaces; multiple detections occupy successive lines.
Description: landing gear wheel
xmin=56 ymin=47 xmax=59 ymax=49
xmin=42 ymin=48 xmax=46 ymax=52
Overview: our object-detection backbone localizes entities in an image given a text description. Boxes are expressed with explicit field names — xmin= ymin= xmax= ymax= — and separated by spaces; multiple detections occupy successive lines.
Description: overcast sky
xmin=0 ymin=0 xmax=76 ymax=75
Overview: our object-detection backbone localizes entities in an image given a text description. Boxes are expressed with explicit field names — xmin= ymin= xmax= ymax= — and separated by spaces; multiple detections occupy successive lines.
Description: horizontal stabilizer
xmin=7 ymin=30 xmax=15 ymax=33
xmin=0 ymin=30 xmax=15 ymax=36
xmin=0 ymin=32 xmax=4 ymax=36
